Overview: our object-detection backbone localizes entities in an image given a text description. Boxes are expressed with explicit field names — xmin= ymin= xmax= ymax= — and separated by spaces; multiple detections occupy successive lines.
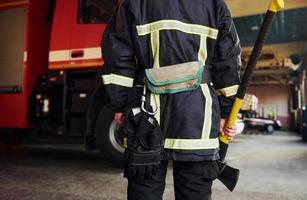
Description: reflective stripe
xmin=49 ymin=47 xmax=102 ymax=62
xmin=198 ymin=35 xmax=208 ymax=65
xmin=142 ymin=21 xmax=218 ymax=149
xmin=164 ymin=138 xmax=219 ymax=150
xmin=201 ymin=84 xmax=212 ymax=139
xmin=24 ymin=51 xmax=27 ymax=62
xmin=150 ymin=93 xmax=161 ymax=124
xmin=137 ymin=20 xmax=218 ymax=39
xmin=102 ymin=74 xmax=134 ymax=88
xmin=139 ymin=20 xmax=217 ymax=66
xmin=164 ymin=84 xmax=218 ymax=150
xmin=216 ymin=85 xmax=239 ymax=97
xmin=151 ymin=31 xmax=160 ymax=68
xmin=150 ymin=31 xmax=161 ymax=123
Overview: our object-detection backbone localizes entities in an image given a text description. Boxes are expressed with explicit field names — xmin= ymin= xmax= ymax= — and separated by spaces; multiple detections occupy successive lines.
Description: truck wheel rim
xmin=267 ymin=125 xmax=274 ymax=132
xmin=109 ymin=121 xmax=125 ymax=153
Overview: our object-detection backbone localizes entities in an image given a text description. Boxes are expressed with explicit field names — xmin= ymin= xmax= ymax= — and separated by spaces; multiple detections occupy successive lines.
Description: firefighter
xmin=101 ymin=0 xmax=240 ymax=199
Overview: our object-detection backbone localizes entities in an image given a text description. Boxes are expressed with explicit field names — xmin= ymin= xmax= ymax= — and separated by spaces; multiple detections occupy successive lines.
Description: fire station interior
xmin=229 ymin=0 xmax=307 ymax=135
xmin=0 ymin=0 xmax=307 ymax=199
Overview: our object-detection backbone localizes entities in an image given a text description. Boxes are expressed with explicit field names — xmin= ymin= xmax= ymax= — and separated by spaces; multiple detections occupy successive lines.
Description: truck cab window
xmin=78 ymin=0 xmax=117 ymax=24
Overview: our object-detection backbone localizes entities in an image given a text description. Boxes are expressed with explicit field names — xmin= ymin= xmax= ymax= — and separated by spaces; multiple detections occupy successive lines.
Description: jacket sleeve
xmin=101 ymin=1 xmax=136 ymax=112
xmin=211 ymin=1 xmax=241 ymax=118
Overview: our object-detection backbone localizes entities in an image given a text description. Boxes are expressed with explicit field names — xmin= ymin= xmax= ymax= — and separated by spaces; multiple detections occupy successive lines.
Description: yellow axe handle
xmin=269 ymin=0 xmax=285 ymax=13
xmin=220 ymin=98 xmax=244 ymax=144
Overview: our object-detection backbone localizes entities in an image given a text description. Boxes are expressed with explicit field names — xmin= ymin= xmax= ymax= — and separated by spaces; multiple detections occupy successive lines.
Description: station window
xmin=78 ymin=0 xmax=117 ymax=24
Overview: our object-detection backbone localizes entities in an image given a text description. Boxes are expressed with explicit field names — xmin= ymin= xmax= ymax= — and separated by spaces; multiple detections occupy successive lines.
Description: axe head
xmin=217 ymin=161 xmax=240 ymax=192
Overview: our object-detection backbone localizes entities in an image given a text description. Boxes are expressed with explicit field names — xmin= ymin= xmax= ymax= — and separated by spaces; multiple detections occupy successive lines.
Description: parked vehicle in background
xmin=238 ymin=93 xmax=281 ymax=133
xmin=235 ymin=119 xmax=245 ymax=135
xmin=242 ymin=111 xmax=282 ymax=133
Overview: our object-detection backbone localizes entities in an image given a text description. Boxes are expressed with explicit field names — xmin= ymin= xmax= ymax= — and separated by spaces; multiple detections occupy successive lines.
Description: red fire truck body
xmin=49 ymin=0 xmax=105 ymax=70
xmin=0 ymin=0 xmax=123 ymax=162
xmin=0 ymin=0 xmax=49 ymax=128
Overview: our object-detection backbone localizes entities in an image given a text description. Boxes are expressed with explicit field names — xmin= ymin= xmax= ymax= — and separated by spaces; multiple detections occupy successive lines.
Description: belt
xmin=201 ymin=65 xmax=212 ymax=84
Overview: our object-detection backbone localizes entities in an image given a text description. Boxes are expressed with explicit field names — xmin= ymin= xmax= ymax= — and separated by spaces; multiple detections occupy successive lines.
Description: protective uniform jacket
xmin=101 ymin=0 xmax=241 ymax=161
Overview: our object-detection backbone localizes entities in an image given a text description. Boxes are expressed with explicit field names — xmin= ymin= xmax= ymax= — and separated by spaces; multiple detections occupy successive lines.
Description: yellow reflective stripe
xmin=137 ymin=20 xmax=218 ymax=39
xmin=150 ymin=93 xmax=161 ymax=124
xmin=102 ymin=74 xmax=134 ymax=88
xmin=164 ymin=84 xmax=217 ymax=150
xmin=201 ymin=84 xmax=212 ymax=139
xmin=164 ymin=138 xmax=219 ymax=150
xmin=216 ymin=85 xmax=239 ymax=97
xmin=198 ymin=35 xmax=208 ymax=65
xmin=151 ymin=31 xmax=160 ymax=68
xmin=150 ymin=31 xmax=161 ymax=123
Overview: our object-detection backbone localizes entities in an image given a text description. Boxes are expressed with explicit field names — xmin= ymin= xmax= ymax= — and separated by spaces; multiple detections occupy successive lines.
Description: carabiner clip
xmin=141 ymin=86 xmax=158 ymax=116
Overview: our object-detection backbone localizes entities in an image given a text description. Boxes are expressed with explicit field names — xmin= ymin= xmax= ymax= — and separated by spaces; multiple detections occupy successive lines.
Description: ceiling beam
xmin=244 ymin=69 xmax=294 ymax=76
xmin=242 ymin=41 xmax=307 ymax=56
xmin=250 ymin=80 xmax=292 ymax=85
xmin=250 ymin=74 xmax=295 ymax=84
xmin=226 ymin=0 xmax=307 ymax=17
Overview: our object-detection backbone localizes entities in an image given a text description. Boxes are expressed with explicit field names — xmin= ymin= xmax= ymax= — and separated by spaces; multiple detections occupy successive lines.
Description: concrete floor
xmin=0 ymin=131 xmax=306 ymax=200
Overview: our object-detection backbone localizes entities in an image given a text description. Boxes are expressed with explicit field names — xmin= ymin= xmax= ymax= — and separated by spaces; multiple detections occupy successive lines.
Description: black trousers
xmin=127 ymin=160 xmax=219 ymax=200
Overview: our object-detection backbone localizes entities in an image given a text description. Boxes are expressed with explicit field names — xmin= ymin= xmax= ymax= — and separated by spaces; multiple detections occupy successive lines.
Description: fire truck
xmin=0 ymin=0 xmax=125 ymax=163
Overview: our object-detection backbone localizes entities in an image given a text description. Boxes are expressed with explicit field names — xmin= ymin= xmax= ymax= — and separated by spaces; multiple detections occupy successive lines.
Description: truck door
xmin=49 ymin=0 xmax=117 ymax=70
xmin=0 ymin=7 xmax=26 ymax=93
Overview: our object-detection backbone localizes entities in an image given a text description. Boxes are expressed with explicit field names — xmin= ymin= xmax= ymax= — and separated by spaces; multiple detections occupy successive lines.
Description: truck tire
xmin=265 ymin=124 xmax=274 ymax=134
xmin=95 ymin=107 xmax=125 ymax=165
xmin=302 ymin=111 xmax=307 ymax=142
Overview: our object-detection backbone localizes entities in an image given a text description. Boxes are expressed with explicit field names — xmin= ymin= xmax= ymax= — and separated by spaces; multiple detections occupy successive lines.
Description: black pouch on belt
xmin=123 ymin=108 xmax=164 ymax=180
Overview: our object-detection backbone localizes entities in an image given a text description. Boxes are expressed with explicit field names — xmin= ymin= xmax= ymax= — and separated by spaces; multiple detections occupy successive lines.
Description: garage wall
xmin=226 ymin=0 xmax=307 ymax=17
xmin=247 ymin=85 xmax=292 ymax=129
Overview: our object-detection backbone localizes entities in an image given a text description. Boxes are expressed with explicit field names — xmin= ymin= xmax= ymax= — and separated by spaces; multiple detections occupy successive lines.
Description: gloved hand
xmin=122 ymin=108 xmax=164 ymax=180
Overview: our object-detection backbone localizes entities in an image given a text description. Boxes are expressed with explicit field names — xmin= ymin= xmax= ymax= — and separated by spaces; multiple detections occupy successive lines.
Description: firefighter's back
xmin=129 ymin=0 xmax=222 ymax=67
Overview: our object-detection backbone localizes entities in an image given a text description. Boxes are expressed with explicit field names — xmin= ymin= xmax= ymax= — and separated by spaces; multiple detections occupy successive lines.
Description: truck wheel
xmin=95 ymin=107 xmax=125 ymax=165
xmin=265 ymin=124 xmax=274 ymax=134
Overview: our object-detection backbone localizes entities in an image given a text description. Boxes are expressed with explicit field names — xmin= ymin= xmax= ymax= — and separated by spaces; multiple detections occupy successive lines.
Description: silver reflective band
xmin=217 ymin=85 xmax=239 ymax=97
xmin=201 ymin=84 xmax=212 ymax=140
xmin=164 ymin=138 xmax=219 ymax=150
xmin=164 ymin=84 xmax=217 ymax=150
xmin=150 ymin=93 xmax=160 ymax=124
xmin=198 ymin=35 xmax=208 ymax=68
xmin=137 ymin=20 xmax=219 ymax=39
xmin=132 ymin=107 xmax=141 ymax=116
xmin=102 ymin=73 xmax=134 ymax=88
xmin=150 ymin=29 xmax=161 ymax=123
xmin=151 ymin=31 xmax=160 ymax=68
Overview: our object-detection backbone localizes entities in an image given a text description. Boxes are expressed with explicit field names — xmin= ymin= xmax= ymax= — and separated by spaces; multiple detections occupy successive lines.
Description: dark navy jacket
xmin=102 ymin=0 xmax=241 ymax=161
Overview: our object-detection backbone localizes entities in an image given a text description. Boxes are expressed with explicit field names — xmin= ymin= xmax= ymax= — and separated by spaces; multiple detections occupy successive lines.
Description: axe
xmin=217 ymin=0 xmax=285 ymax=191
